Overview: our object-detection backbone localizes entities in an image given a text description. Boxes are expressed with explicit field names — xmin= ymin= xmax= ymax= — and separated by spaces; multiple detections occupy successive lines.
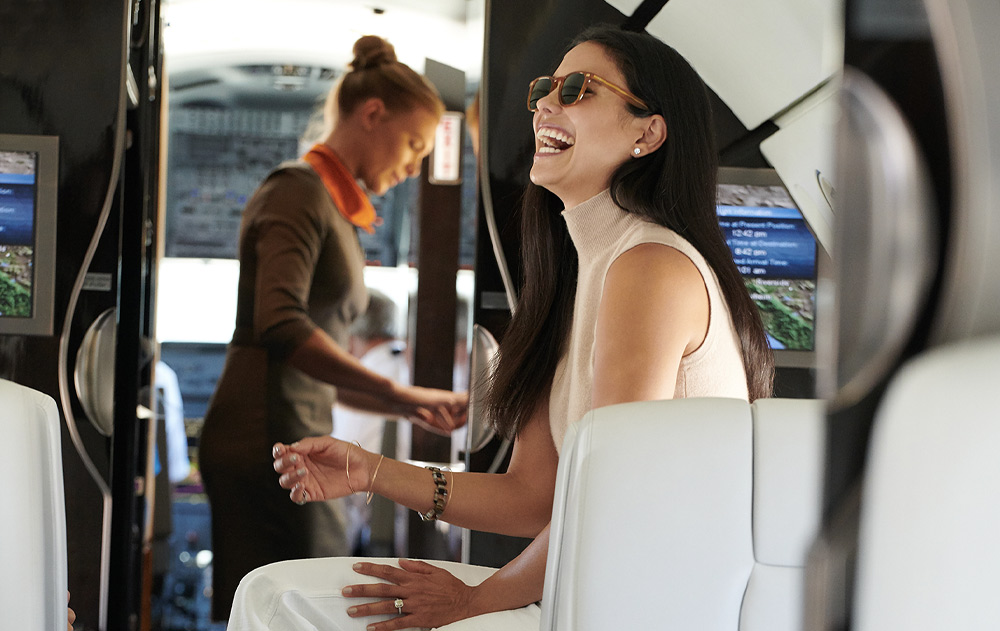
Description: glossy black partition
xmin=0 ymin=1 xmax=164 ymax=628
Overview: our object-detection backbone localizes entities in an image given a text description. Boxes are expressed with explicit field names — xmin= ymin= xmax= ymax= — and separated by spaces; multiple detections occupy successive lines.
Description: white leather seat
xmin=541 ymin=397 xmax=825 ymax=631
xmin=0 ymin=378 xmax=68 ymax=630
xmin=854 ymin=336 xmax=1000 ymax=630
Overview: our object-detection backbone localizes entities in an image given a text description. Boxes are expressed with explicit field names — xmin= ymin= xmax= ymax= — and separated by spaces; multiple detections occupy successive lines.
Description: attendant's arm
xmin=252 ymin=191 xmax=393 ymax=397
xmin=288 ymin=329 xmax=466 ymax=432
xmin=251 ymin=181 xmax=466 ymax=431
xmin=288 ymin=327 xmax=394 ymax=394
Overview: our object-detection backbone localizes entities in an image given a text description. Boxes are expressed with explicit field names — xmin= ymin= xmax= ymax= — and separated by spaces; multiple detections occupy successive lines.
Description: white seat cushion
xmin=542 ymin=396 xmax=826 ymax=631
xmin=855 ymin=337 xmax=1000 ymax=630
xmin=752 ymin=398 xmax=826 ymax=565
xmin=543 ymin=398 xmax=755 ymax=631
xmin=0 ymin=378 xmax=67 ymax=631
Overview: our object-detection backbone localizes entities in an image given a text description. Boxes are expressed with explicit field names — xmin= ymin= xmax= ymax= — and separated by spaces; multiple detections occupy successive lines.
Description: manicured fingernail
xmin=346 ymin=607 xmax=357 ymax=616
xmin=352 ymin=563 xmax=362 ymax=570
xmin=289 ymin=454 xmax=299 ymax=464
xmin=342 ymin=587 xmax=353 ymax=595
xmin=367 ymin=625 xmax=377 ymax=631
xmin=296 ymin=468 xmax=306 ymax=477
xmin=272 ymin=445 xmax=283 ymax=457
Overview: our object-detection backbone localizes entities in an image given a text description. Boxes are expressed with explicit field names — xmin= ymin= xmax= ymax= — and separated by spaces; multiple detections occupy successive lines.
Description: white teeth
xmin=535 ymin=127 xmax=575 ymax=151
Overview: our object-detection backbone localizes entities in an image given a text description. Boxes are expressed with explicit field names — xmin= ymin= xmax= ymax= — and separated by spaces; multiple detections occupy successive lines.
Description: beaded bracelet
xmin=419 ymin=466 xmax=449 ymax=521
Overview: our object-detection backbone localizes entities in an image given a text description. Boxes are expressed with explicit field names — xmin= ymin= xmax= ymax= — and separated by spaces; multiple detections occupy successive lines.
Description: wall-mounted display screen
xmin=0 ymin=134 xmax=58 ymax=336
xmin=717 ymin=167 xmax=818 ymax=367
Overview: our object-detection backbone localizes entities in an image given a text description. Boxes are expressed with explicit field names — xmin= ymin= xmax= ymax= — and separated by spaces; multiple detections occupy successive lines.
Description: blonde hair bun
xmin=350 ymin=35 xmax=398 ymax=71
xmin=328 ymin=34 xmax=442 ymax=120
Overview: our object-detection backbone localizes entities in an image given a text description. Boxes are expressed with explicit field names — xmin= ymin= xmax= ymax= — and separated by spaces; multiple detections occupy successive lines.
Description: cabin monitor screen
xmin=717 ymin=168 xmax=817 ymax=367
xmin=0 ymin=134 xmax=58 ymax=336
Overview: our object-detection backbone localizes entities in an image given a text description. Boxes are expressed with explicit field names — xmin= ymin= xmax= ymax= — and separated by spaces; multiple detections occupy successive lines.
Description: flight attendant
xmin=199 ymin=35 xmax=467 ymax=621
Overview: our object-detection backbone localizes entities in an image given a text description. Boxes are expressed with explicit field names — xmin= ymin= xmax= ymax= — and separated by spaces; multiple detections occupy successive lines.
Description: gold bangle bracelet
xmin=346 ymin=441 xmax=360 ymax=494
xmin=366 ymin=453 xmax=385 ymax=506
xmin=443 ymin=470 xmax=454 ymax=514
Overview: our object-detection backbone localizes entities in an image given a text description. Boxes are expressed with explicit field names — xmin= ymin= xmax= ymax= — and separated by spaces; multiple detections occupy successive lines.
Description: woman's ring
xmin=394 ymin=598 xmax=404 ymax=614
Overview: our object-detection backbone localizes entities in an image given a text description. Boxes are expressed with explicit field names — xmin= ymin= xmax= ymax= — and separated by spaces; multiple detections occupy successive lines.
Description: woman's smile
xmin=535 ymin=126 xmax=576 ymax=155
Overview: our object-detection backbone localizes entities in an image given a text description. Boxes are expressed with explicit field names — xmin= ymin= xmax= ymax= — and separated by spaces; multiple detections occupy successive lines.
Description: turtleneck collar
xmin=561 ymin=188 xmax=634 ymax=255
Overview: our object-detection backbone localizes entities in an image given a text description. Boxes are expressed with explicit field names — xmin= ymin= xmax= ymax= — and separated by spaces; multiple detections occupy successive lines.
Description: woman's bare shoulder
xmin=607 ymin=241 xmax=705 ymax=298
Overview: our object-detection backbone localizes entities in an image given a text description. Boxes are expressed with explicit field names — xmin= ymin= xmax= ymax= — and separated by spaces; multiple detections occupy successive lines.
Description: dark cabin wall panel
xmin=1 ymin=2 xmax=129 ymax=629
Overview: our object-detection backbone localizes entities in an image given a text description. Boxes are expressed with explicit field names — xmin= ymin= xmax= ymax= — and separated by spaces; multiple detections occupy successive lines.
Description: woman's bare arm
xmin=275 ymin=403 xmax=557 ymax=538
xmin=593 ymin=243 xmax=709 ymax=406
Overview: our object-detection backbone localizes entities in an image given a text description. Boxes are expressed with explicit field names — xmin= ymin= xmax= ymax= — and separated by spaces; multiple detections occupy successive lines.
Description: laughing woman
xmin=229 ymin=25 xmax=773 ymax=630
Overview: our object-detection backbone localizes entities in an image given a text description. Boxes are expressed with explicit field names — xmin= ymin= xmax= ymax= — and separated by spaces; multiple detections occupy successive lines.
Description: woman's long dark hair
xmin=486 ymin=26 xmax=774 ymax=439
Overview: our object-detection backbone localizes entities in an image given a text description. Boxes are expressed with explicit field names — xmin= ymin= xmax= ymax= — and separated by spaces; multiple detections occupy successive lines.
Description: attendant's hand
xmin=272 ymin=437 xmax=373 ymax=505
xmin=342 ymin=559 xmax=477 ymax=630
xmin=67 ymin=591 xmax=76 ymax=631
xmin=398 ymin=386 xmax=469 ymax=435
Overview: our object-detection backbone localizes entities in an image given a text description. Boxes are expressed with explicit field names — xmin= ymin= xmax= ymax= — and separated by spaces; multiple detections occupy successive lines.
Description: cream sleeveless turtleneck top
xmin=548 ymin=189 xmax=749 ymax=453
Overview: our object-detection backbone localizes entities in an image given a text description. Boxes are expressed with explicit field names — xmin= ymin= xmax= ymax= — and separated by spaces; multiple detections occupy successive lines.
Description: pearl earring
xmin=633 ymin=147 xmax=641 ymax=156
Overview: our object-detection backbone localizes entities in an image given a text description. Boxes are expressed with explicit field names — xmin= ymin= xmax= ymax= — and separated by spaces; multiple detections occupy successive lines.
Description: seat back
xmin=541 ymin=397 xmax=825 ymax=631
xmin=853 ymin=336 xmax=1000 ymax=630
xmin=0 ymin=378 xmax=68 ymax=630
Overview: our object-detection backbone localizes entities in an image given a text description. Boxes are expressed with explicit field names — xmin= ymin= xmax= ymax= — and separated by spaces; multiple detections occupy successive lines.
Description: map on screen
xmin=717 ymin=175 xmax=818 ymax=353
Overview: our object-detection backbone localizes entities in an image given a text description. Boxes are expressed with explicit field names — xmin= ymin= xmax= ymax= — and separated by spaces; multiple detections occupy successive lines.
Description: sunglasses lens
xmin=560 ymin=73 xmax=587 ymax=105
xmin=528 ymin=77 xmax=553 ymax=111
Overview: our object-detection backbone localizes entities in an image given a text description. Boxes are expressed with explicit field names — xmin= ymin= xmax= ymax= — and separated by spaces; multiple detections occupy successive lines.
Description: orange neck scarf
xmin=302 ymin=143 xmax=379 ymax=234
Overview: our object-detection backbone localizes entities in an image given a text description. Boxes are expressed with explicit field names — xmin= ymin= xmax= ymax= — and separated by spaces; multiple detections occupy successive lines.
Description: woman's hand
xmin=67 ymin=591 xmax=75 ymax=631
xmin=342 ymin=559 xmax=478 ymax=630
xmin=397 ymin=386 xmax=469 ymax=435
xmin=272 ymin=437 xmax=372 ymax=505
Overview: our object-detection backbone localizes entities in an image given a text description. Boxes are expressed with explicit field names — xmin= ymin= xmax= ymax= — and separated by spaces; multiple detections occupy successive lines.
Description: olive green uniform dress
xmin=199 ymin=161 xmax=369 ymax=620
